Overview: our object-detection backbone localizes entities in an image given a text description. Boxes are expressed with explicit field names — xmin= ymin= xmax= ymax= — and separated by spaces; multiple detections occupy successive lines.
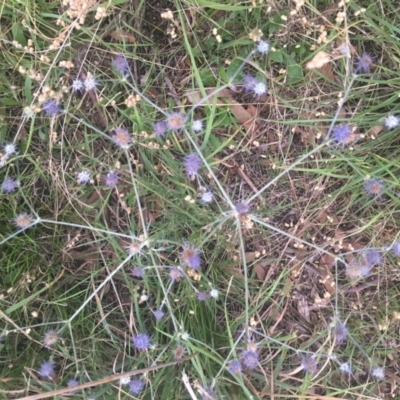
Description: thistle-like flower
xmin=384 ymin=115 xmax=400 ymax=130
xmin=39 ymin=360 xmax=55 ymax=380
xmin=132 ymin=333 xmax=151 ymax=350
xmin=129 ymin=378 xmax=145 ymax=394
xmin=153 ymin=309 xmax=165 ymax=321
xmin=153 ymin=120 xmax=168 ymax=137
xmin=166 ymin=112 xmax=186 ymax=131
xmin=3 ymin=143 xmax=18 ymax=156
xmin=84 ymin=74 xmax=100 ymax=91
xmin=199 ymin=189 xmax=214 ymax=204
xmin=364 ymin=178 xmax=384 ymax=197
xmin=42 ymin=100 xmax=62 ymax=117
xmin=333 ymin=322 xmax=348 ymax=344
xmin=181 ymin=243 xmax=202 ymax=270
xmin=355 ymin=52 xmax=374 ymax=73
xmin=173 ymin=345 xmax=186 ymax=361
xmin=77 ymin=170 xmax=91 ymax=184
xmin=13 ymin=212 xmax=34 ymax=229
xmin=241 ymin=350 xmax=259 ymax=370
xmin=235 ymin=201 xmax=250 ymax=215
xmin=253 ymin=81 xmax=268 ymax=96
xmin=364 ymin=249 xmax=383 ymax=266
xmin=339 ymin=361 xmax=352 ymax=375
xmin=346 ymin=258 xmax=371 ymax=280
xmin=104 ymin=170 xmax=119 ymax=188
xmin=192 ymin=120 xmax=203 ymax=132
xmin=67 ymin=379 xmax=79 ymax=393
xmin=371 ymin=366 xmax=385 ymax=380
xmin=169 ymin=267 xmax=184 ymax=282
xmin=196 ymin=291 xmax=210 ymax=301
xmin=300 ymin=354 xmax=318 ymax=374
xmin=257 ymin=40 xmax=270 ymax=54
xmin=1 ymin=177 xmax=18 ymax=193
xmin=42 ymin=330 xmax=59 ymax=348
xmin=131 ymin=266 xmax=144 ymax=278
xmin=112 ymin=55 xmax=130 ymax=76
xmin=184 ymin=152 xmax=201 ymax=179
xmin=71 ymin=78 xmax=84 ymax=92
xmin=243 ymin=75 xmax=258 ymax=93
xmin=228 ymin=360 xmax=242 ymax=375
xmin=112 ymin=127 xmax=132 ymax=149
xmin=332 ymin=124 xmax=352 ymax=145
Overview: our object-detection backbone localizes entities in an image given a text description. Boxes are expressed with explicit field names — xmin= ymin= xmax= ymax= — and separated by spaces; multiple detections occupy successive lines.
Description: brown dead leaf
xmin=254 ymin=263 xmax=267 ymax=280
xmin=320 ymin=62 xmax=335 ymax=81
xmin=110 ymin=29 xmax=136 ymax=43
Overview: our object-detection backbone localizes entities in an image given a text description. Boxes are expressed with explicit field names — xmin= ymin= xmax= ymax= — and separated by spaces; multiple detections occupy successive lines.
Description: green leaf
xmin=270 ymin=50 xmax=283 ymax=63
xmin=286 ymin=64 xmax=303 ymax=83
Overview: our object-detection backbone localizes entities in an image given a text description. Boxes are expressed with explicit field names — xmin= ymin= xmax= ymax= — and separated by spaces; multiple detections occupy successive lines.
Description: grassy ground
xmin=1 ymin=0 xmax=400 ymax=399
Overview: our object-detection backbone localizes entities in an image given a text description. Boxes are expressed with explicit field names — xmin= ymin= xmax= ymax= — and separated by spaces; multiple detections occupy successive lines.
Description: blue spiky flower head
xmin=42 ymin=100 xmax=62 ymax=117
xmin=129 ymin=378 xmax=145 ymax=394
xmin=184 ymin=152 xmax=201 ymax=179
xmin=355 ymin=52 xmax=374 ymax=73
xmin=112 ymin=55 xmax=130 ymax=76
xmin=181 ymin=242 xmax=202 ymax=270
xmin=132 ymin=333 xmax=151 ymax=350
xmin=39 ymin=360 xmax=55 ymax=380
xmin=332 ymin=124 xmax=353 ymax=145
xmin=364 ymin=178 xmax=384 ymax=197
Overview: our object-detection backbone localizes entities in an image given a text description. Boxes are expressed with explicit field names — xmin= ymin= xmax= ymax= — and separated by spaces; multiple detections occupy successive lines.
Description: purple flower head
xmin=332 ymin=124 xmax=352 ymax=145
xmin=153 ymin=120 xmax=168 ymax=137
xmin=192 ymin=120 xmax=203 ymax=132
xmin=257 ymin=40 xmax=270 ymax=54
xmin=131 ymin=266 xmax=144 ymax=278
xmin=333 ymin=322 xmax=348 ymax=344
xmin=228 ymin=359 xmax=242 ymax=375
xmin=67 ymin=379 xmax=79 ymax=393
xmin=253 ymin=81 xmax=267 ymax=96
xmin=199 ymin=189 xmax=214 ymax=204
xmin=300 ymin=354 xmax=318 ymax=374
xmin=243 ymin=74 xmax=258 ymax=93
xmin=364 ymin=178 xmax=384 ymax=196
xmin=364 ymin=249 xmax=383 ymax=266
xmin=104 ymin=170 xmax=119 ymax=188
xmin=371 ymin=366 xmax=385 ymax=380
xmin=71 ymin=78 xmax=84 ymax=92
xmin=391 ymin=241 xmax=400 ymax=256
xmin=132 ymin=333 xmax=151 ymax=350
xmin=1 ymin=177 xmax=18 ymax=193
xmin=13 ymin=212 xmax=34 ymax=229
xmin=112 ymin=127 xmax=132 ymax=149
xmin=166 ymin=112 xmax=186 ymax=131
xmin=112 ymin=55 xmax=129 ymax=76
xmin=42 ymin=100 xmax=62 ymax=117
xmin=339 ymin=361 xmax=352 ymax=375
xmin=355 ymin=52 xmax=374 ymax=73
xmin=3 ymin=143 xmax=17 ymax=156
xmin=184 ymin=152 xmax=201 ymax=179
xmin=196 ymin=291 xmax=210 ymax=301
xmin=153 ymin=308 xmax=165 ymax=321
xmin=84 ymin=75 xmax=100 ymax=91
xmin=39 ymin=360 xmax=55 ymax=380
xmin=169 ymin=267 xmax=184 ymax=282
xmin=181 ymin=243 xmax=202 ymax=270
xmin=384 ymin=115 xmax=400 ymax=130
xmin=241 ymin=350 xmax=259 ymax=370
xmin=77 ymin=170 xmax=91 ymax=184
xmin=235 ymin=201 xmax=250 ymax=215
xmin=129 ymin=378 xmax=145 ymax=394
